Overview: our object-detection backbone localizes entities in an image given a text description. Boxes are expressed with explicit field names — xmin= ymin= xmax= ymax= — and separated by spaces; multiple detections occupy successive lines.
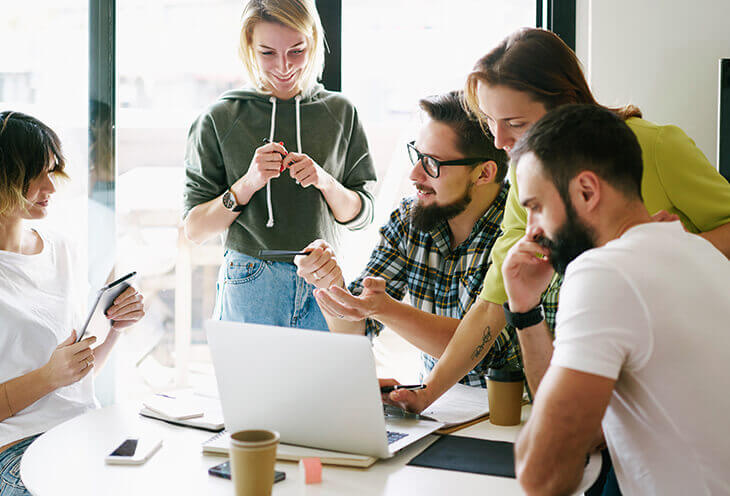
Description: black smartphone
xmin=208 ymin=461 xmax=285 ymax=483
xmin=76 ymin=271 xmax=137 ymax=342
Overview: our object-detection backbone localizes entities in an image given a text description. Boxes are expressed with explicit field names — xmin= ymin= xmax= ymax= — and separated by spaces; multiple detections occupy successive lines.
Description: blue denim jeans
xmin=0 ymin=435 xmax=40 ymax=496
xmin=215 ymin=250 xmax=328 ymax=331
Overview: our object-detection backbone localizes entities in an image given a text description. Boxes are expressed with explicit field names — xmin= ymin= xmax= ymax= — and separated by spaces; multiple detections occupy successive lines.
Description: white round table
xmin=21 ymin=403 xmax=600 ymax=495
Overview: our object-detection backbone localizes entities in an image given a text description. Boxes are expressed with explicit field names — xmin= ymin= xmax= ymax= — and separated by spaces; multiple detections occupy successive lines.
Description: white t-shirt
xmin=0 ymin=229 xmax=98 ymax=447
xmin=551 ymin=221 xmax=730 ymax=496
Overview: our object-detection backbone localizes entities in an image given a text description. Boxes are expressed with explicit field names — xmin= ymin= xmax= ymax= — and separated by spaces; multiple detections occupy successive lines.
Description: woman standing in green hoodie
xmin=182 ymin=0 xmax=376 ymax=330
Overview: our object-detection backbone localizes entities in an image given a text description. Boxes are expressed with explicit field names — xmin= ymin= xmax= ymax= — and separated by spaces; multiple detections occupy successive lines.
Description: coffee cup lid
xmin=487 ymin=368 xmax=524 ymax=382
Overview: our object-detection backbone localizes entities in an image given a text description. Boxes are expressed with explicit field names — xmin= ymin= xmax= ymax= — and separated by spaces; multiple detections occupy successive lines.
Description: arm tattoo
xmin=471 ymin=326 xmax=492 ymax=361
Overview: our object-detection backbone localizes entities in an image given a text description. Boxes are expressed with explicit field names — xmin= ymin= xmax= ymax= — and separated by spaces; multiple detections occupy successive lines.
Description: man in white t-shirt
xmin=501 ymin=104 xmax=730 ymax=496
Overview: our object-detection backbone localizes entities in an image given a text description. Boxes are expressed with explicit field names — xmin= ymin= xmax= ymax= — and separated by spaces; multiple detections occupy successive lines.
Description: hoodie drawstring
xmin=294 ymin=94 xmax=302 ymax=154
xmin=265 ymin=94 xmax=304 ymax=229
xmin=265 ymin=96 xmax=277 ymax=227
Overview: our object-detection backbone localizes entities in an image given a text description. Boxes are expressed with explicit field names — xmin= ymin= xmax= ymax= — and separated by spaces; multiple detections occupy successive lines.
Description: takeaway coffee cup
xmin=487 ymin=368 xmax=525 ymax=426
xmin=229 ymin=429 xmax=280 ymax=496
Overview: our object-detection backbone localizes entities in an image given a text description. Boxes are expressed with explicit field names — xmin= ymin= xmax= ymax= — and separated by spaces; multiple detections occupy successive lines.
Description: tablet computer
xmin=76 ymin=271 xmax=137 ymax=343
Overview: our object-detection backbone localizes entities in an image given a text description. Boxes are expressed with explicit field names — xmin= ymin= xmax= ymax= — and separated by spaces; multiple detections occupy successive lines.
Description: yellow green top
xmin=479 ymin=117 xmax=730 ymax=304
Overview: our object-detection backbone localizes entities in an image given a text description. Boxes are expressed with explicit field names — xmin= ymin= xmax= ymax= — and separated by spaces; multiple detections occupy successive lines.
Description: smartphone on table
xmin=76 ymin=271 xmax=137 ymax=343
xmin=208 ymin=460 xmax=285 ymax=483
xmin=104 ymin=437 xmax=162 ymax=465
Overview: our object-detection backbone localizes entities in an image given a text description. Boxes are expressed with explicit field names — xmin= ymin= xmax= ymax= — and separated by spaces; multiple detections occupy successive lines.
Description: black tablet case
xmin=407 ymin=435 xmax=515 ymax=478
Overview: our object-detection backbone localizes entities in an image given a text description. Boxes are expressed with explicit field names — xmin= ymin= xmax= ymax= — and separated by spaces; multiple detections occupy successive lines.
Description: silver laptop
xmin=205 ymin=320 xmax=443 ymax=458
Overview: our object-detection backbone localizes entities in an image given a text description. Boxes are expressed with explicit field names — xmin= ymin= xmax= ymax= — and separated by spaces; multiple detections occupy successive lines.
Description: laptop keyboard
xmin=386 ymin=430 xmax=408 ymax=444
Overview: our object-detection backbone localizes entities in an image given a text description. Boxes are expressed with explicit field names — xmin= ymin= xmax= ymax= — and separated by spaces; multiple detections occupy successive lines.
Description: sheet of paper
xmin=419 ymin=383 xmax=489 ymax=427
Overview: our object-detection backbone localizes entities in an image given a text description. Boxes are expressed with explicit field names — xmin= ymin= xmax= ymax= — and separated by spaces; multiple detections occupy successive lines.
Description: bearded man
xmin=295 ymin=90 xmax=517 ymax=387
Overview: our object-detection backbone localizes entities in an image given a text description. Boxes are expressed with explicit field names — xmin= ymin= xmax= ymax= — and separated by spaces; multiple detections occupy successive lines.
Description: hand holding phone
xmin=105 ymin=437 xmax=162 ymax=465
xmin=77 ymin=271 xmax=137 ymax=343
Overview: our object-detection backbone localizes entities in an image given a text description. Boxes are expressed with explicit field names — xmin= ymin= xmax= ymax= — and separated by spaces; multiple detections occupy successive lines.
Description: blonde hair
xmin=0 ymin=111 xmax=68 ymax=217
xmin=238 ymin=0 xmax=325 ymax=96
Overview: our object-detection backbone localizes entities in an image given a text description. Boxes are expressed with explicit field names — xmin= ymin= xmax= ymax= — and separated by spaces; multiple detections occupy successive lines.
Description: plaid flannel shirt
xmin=348 ymin=183 xmax=520 ymax=387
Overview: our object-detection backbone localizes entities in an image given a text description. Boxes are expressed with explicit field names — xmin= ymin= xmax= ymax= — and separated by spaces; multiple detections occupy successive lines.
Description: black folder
xmin=407 ymin=435 xmax=515 ymax=478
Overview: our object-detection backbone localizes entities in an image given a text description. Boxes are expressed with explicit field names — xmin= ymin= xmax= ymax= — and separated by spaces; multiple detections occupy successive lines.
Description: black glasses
xmin=406 ymin=141 xmax=491 ymax=178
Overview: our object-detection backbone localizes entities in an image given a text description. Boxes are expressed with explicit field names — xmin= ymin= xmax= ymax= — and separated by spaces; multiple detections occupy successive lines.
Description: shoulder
xmin=308 ymin=89 xmax=360 ymax=123
xmin=626 ymin=117 xmax=695 ymax=152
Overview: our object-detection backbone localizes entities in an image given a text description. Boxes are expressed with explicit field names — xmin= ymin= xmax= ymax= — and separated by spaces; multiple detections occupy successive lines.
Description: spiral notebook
xmin=202 ymin=430 xmax=377 ymax=468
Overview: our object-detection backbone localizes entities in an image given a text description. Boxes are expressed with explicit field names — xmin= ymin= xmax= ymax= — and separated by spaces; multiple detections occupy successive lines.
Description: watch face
xmin=222 ymin=190 xmax=234 ymax=209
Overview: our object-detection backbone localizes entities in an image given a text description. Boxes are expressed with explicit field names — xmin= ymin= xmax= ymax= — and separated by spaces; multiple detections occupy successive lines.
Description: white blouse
xmin=0 ymin=229 xmax=97 ymax=447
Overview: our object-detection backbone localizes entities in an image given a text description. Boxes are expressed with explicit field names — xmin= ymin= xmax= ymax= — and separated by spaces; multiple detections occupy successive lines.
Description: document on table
xmin=419 ymin=383 xmax=490 ymax=429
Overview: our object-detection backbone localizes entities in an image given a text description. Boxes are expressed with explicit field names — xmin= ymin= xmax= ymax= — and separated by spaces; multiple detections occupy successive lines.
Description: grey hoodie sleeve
xmin=337 ymin=107 xmax=377 ymax=231
xmin=182 ymin=113 xmax=227 ymax=219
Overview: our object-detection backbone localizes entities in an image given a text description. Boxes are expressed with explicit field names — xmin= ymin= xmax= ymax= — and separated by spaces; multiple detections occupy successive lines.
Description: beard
xmin=538 ymin=200 xmax=597 ymax=275
xmin=412 ymin=184 xmax=472 ymax=232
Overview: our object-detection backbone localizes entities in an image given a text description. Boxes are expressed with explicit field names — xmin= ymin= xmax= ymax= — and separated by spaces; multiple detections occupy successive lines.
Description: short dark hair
xmin=419 ymin=90 xmax=509 ymax=182
xmin=0 ymin=111 xmax=67 ymax=216
xmin=511 ymin=104 xmax=643 ymax=202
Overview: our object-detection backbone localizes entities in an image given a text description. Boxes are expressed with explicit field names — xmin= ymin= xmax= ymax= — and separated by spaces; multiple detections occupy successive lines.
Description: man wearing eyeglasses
xmin=295 ymin=90 xmax=518 ymax=388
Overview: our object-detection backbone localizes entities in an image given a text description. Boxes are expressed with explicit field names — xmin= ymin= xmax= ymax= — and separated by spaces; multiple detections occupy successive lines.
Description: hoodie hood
xmin=219 ymin=83 xmax=328 ymax=105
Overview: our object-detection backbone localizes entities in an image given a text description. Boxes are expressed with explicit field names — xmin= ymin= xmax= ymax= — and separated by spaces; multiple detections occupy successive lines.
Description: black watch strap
xmin=503 ymin=302 xmax=545 ymax=330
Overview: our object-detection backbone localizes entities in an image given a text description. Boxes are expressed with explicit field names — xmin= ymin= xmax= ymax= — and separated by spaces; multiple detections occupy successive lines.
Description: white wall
xmin=576 ymin=0 xmax=730 ymax=167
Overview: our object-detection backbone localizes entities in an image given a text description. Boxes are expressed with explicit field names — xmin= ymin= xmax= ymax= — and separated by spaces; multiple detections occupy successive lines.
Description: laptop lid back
xmin=206 ymin=320 xmax=391 ymax=458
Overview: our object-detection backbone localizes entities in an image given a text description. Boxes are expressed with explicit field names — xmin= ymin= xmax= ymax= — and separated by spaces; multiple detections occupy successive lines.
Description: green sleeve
xmin=478 ymin=165 xmax=527 ymax=305
xmin=337 ymin=107 xmax=377 ymax=231
xmin=654 ymin=125 xmax=730 ymax=233
xmin=182 ymin=113 xmax=227 ymax=219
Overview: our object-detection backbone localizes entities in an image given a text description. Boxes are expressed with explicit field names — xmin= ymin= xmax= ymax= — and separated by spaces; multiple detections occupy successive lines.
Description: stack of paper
xmin=418 ymin=383 xmax=490 ymax=432
xmin=139 ymin=393 xmax=224 ymax=432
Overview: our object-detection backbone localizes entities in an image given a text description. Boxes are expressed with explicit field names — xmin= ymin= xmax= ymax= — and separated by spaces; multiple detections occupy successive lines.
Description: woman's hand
xmin=284 ymin=152 xmax=332 ymax=190
xmin=105 ymin=286 xmax=145 ymax=330
xmin=41 ymin=331 xmax=97 ymax=389
xmin=234 ymin=142 xmax=288 ymax=195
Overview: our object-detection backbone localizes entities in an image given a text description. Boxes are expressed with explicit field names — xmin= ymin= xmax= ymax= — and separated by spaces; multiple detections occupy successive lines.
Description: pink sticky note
xmin=299 ymin=457 xmax=322 ymax=484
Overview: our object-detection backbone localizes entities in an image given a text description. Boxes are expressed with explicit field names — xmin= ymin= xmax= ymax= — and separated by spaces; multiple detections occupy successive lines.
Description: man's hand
xmin=105 ymin=286 xmax=145 ymax=330
xmin=284 ymin=152 xmax=331 ymax=190
xmin=294 ymin=239 xmax=344 ymax=289
xmin=503 ymin=230 xmax=555 ymax=313
xmin=41 ymin=331 xmax=97 ymax=390
xmin=378 ymin=378 xmax=434 ymax=414
xmin=313 ymin=276 xmax=389 ymax=322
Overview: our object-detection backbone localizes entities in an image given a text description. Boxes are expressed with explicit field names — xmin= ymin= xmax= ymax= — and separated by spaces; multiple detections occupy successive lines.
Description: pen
xmin=380 ymin=384 xmax=427 ymax=394
xmin=258 ymin=249 xmax=312 ymax=257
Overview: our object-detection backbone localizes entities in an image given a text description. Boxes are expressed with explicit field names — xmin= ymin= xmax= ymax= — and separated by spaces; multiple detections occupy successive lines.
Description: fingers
xmin=107 ymin=293 xmax=144 ymax=319
xmin=66 ymin=336 xmax=96 ymax=352
xmin=257 ymin=142 xmax=288 ymax=157
xmin=379 ymin=377 xmax=400 ymax=401
xmin=296 ymin=243 xmax=341 ymax=287
xmin=313 ymin=290 xmax=347 ymax=319
xmin=314 ymin=287 xmax=369 ymax=320
xmin=362 ymin=277 xmax=386 ymax=293
xmin=110 ymin=287 xmax=141 ymax=308
xmin=58 ymin=330 xmax=77 ymax=347
xmin=389 ymin=390 xmax=422 ymax=413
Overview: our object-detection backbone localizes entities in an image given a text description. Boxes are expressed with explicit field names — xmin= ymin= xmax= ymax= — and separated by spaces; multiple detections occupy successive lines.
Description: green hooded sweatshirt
xmin=183 ymin=84 xmax=377 ymax=260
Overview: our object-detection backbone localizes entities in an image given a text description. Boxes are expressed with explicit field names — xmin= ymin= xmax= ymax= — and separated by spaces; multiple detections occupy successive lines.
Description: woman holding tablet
xmin=0 ymin=111 xmax=145 ymax=496
xmin=182 ymin=0 xmax=376 ymax=331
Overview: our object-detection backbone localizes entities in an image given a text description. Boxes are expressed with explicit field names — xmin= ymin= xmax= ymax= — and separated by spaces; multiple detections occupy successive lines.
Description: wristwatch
xmin=502 ymin=302 xmax=545 ymax=330
xmin=222 ymin=188 xmax=245 ymax=212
